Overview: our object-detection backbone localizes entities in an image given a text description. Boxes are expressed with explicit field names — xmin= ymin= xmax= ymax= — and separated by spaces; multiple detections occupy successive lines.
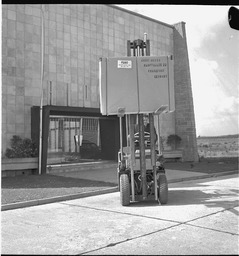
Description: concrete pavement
xmin=1 ymin=174 xmax=238 ymax=255
xmin=52 ymin=165 xmax=238 ymax=184
xmin=2 ymin=163 xmax=238 ymax=211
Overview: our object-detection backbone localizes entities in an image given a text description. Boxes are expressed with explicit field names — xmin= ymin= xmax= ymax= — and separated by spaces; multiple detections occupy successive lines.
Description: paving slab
xmin=188 ymin=206 xmax=239 ymax=235
xmin=51 ymin=166 xmax=209 ymax=184
xmin=1 ymin=201 xmax=177 ymax=255
xmin=64 ymin=174 xmax=239 ymax=223
xmin=84 ymin=222 xmax=239 ymax=255
xmin=1 ymin=174 xmax=238 ymax=255
xmin=2 ymin=170 xmax=237 ymax=212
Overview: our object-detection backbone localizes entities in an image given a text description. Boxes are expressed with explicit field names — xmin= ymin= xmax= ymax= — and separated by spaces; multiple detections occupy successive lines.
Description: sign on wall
xmin=99 ymin=56 xmax=174 ymax=115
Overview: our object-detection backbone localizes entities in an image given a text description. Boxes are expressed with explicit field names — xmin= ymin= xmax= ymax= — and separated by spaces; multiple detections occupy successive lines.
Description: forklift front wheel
xmin=120 ymin=174 xmax=130 ymax=206
xmin=158 ymin=173 xmax=168 ymax=205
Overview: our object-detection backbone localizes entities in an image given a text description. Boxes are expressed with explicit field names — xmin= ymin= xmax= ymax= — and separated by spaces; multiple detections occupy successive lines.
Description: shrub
xmin=159 ymin=136 xmax=166 ymax=151
xmin=166 ymin=134 xmax=182 ymax=150
xmin=5 ymin=135 xmax=38 ymax=158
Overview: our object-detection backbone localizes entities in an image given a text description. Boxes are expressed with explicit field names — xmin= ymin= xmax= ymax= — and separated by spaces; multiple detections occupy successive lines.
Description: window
xmin=47 ymin=116 xmax=101 ymax=164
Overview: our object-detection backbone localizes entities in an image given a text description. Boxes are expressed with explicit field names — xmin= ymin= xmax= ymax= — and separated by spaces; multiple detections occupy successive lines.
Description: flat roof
xmin=108 ymin=4 xmax=174 ymax=29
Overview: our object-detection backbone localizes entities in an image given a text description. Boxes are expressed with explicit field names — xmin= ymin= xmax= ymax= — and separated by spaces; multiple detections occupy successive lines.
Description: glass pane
xmin=47 ymin=116 xmax=101 ymax=166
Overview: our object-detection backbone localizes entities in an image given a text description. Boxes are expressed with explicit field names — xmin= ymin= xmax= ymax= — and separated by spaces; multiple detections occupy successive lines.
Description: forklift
xmin=99 ymin=34 xmax=170 ymax=206
xmin=117 ymin=110 xmax=168 ymax=206
xmin=117 ymin=35 xmax=168 ymax=206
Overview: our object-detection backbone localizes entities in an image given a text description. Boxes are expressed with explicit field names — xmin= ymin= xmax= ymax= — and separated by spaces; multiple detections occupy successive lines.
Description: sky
xmin=117 ymin=5 xmax=239 ymax=137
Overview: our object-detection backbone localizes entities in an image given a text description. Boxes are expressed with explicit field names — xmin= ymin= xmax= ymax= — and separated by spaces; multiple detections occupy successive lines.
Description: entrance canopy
xmin=99 ymin=56 xmax=175 ymax=116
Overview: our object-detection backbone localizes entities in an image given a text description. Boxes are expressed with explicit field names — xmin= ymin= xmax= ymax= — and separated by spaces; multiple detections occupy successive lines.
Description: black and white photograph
xmin=1 ymin=3 xmax=238 ymax=255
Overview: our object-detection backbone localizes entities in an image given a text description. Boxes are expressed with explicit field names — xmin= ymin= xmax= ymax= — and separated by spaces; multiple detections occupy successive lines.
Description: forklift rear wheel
xmin=120 ymin=174 xmax=130 ymax=206
xmin=158 ymin=174 xmax=168 ymax=205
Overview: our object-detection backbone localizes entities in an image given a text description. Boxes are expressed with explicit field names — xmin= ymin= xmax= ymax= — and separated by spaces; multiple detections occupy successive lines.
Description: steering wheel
xmin=134 ymin=132 xmax=151 ymax=147
xmin=134 ymin=132 xmax=150 ymax=138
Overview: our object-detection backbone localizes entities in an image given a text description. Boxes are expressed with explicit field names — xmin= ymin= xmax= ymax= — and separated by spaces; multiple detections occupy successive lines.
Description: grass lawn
xmin=1 ymin=175 xmax=117 ymax=205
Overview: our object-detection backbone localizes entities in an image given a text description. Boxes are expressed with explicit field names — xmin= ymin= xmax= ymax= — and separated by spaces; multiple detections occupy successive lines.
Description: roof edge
xmin=107 ymin=4 xmax=174 ymax=29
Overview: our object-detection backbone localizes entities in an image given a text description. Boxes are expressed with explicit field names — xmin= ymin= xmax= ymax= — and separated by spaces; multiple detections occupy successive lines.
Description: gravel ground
xmin=1 ymin=157 xmax=238 ymax=205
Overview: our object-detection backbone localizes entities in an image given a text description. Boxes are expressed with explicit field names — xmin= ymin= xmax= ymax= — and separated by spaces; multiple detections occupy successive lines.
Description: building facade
xmin=2 ymin=4 xmax=198 ymax=167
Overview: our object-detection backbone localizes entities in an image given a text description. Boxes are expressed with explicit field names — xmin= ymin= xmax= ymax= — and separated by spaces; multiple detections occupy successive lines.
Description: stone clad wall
xmin=2 ymin=4 xmax=174 ymax=154
xmin=2 ymin=4 xmax=198 ymax=162
xmin=173 ymin=22 xmax=198 ymax=161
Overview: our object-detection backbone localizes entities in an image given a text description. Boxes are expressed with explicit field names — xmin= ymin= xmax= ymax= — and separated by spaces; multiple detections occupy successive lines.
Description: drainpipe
xmin=39 ymin=4 xmax=45 ymax=175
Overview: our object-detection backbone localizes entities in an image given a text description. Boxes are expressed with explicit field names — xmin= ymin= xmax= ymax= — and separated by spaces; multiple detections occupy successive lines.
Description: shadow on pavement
xmin=126 ymin=189 xmax=239 ymax=213
xmin=168 ymin=174 xmax=239 ymax=216
xmin=128 ymin=174 xmax=239 ymax=214
xmin=168 ymin=190 xmax=239 ymax=216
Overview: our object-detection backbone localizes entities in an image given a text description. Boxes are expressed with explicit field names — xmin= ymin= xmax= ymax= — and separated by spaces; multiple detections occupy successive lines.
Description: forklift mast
xmin=125 ymin=35 xmax=156 ymax=200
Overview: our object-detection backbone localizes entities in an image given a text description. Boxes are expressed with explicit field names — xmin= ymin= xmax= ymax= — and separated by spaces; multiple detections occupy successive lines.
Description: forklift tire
xmin=120 ymin=174 xmax=130 ymax=206
xmin=158 ymin=173 xmax=168 ymax=205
